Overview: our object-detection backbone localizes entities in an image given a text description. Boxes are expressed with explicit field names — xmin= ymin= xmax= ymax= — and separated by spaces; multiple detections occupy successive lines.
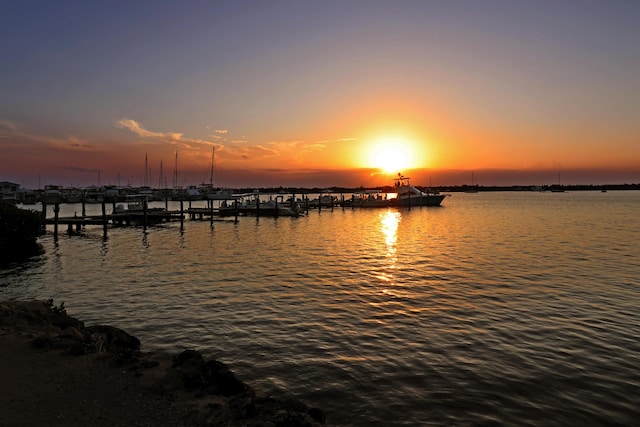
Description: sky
xmin=1 ymin=0 xmax=639 ymax=189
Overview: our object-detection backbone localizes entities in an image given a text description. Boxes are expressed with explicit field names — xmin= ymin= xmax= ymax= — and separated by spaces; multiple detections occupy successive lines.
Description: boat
xmin=391 ymin=174 xmax=448 ymax=207
xmin=350 ymin=190 xmax=391 ymax=208
xmin=185 ymin=185 xmax=203 ymax=201
xmin=550 ymin=173 xmax=565 ymax=192
xmin=115 ymin=191 xmax=164 ymax=213
xmin=465 ymin=172 xmax=478 ymax=193
xmin=199 ymin=148 xmax=233 ymax=200
xmin=43 ymin=185 xmax=63 ymax=204
xmin=305 ymin=190 xmax=339 ymax=208
xmin=219 ymin=192 xmax=304 ymax=217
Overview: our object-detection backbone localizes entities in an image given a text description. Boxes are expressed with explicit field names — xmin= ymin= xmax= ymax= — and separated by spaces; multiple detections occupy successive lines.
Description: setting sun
xmin=369 ymin=137 xmax=416 ymax=174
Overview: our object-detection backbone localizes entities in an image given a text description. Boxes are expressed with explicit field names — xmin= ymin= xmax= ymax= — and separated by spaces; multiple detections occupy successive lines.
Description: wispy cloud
xmin=115 ymin=118 xmax=215 ymax=149
xmin=0 ymin=119 xmax=19 ymax=134
xmin=0 ymin=119 xmax=94 ymax=150
xmin=115 ymin=119 xmax=166 ymax=138
xmin=316 ymin=137 xmax=357 ymax=144
xmin=220 ymin=145 xmax=278 ymax=160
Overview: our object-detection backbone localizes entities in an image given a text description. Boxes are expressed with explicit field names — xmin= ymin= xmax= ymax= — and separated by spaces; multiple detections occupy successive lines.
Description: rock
xmin=169 ymin=349 xmax=250 ymax=397
xmin=84 ymin=324 xmax=141 ymax=353
xmin=171 ymin=349 xmax=207 ymax=390
xmin=203 ymin=359 xmax=248 ymax=397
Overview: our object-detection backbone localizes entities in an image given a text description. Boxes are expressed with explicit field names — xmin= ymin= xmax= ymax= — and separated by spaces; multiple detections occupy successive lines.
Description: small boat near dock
xmin=219 ymin=192 xmax=304 ymax=217
xmin=391 ymin=174 xmax=448 ymax=207
xmin=349 ymin=190 xmax=391 ymax=208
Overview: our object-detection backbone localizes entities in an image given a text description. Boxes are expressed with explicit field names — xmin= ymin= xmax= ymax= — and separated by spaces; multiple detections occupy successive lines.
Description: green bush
xmin=0 ymin=203 xmax=43 ymax=263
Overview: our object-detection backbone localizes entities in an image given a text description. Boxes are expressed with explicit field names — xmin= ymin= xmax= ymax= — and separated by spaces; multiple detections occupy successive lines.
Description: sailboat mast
xmin=173 ymin=151 xmax=178 ymax=189
xmin=144 ymin=153 xmax=148 ymax=187
xmin=214 ymin=147 xmax=216 ymax=188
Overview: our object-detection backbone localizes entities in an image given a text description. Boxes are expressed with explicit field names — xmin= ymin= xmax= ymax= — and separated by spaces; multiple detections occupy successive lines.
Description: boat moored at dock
xmin=349 ymin=190 xmax=392 ymax=208
xmin=219 ymin=192 xmax=304 ymax=217
xmin=391 ymin=174 xmax=448 ymax=207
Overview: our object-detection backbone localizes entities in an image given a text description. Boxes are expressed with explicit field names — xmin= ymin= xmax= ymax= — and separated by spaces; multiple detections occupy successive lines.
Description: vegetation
xmin=0 ymin=203 xmax=43 ymax=264
xmin=46 ymin=298 xmax=67 ymax=315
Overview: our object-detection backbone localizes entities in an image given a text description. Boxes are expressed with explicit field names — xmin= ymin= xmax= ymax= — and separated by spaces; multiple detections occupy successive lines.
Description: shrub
xmin=0 ymin=203 xmax=43 ymax=264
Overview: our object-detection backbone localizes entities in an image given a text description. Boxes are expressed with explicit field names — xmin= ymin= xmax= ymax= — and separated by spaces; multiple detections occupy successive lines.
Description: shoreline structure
xmin=0 ymin=300 xmax=326 ymax=427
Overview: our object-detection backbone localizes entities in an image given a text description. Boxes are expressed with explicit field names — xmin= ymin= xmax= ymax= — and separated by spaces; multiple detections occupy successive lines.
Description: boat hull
xmin=393 ymin=194 xmax=446 ymax=207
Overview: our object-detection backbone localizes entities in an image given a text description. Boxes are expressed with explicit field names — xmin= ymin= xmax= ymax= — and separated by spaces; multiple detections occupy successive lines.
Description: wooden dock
xmin=40 ymin=190 xmax=440 ymax=241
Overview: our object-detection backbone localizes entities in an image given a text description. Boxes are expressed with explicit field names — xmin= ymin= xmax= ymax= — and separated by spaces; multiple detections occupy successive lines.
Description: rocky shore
xmin=0 ymin=300 xmax=326 ymax=426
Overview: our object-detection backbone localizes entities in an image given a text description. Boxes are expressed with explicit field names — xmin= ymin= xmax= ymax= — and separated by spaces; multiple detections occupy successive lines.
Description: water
xmin=2 ymin=191 xmax=639 ymax=426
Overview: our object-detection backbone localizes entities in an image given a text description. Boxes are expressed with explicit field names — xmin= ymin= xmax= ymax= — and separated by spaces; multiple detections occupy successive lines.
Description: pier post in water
xmin=40 ymin=200 xmax=47 ymax=233
xmin=234 ymin=199 xmax=239 ymax=223
xmin=53 ymin=203 xmax=60 ymax=240
xmin=180 ymin=200 xmax=184 ymax=229
xmin=101 ymin=200 xmax=107 ymax=238
xmin=143 ymin=198 xmax=148 ymax=229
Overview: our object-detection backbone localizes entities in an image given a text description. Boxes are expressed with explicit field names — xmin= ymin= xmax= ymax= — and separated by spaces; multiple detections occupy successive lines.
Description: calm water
xmin=2 ymin=192 xmax=639 ymax=426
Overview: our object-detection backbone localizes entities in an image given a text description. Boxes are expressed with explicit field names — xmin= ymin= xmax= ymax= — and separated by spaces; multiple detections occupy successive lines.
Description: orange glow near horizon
xmin=363 ymin=134 xmax=428 ymax=175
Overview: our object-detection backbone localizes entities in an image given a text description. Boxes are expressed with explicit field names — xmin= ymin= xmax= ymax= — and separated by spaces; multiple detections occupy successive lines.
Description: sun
xmin=370 ymin=137 xmax=413 ymax=174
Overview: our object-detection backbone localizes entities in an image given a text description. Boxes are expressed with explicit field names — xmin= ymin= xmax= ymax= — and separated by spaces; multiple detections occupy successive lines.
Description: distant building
xmin=0 ymin=181 xmax=20 ymax=204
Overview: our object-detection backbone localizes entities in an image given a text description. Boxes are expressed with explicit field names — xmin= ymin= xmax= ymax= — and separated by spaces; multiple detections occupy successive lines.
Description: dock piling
xmin=53 ymin=203 xmax=60 ymax=239
xmin=101 ymin=201 xmax=107 ymax=238
xmin=180 ymin=200 xmax=184 ymax=229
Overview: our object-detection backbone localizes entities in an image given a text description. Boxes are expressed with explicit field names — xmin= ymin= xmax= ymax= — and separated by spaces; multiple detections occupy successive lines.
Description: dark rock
xmin=204 ymin=359 xmax=248 ymax=397
xmin=84 ymin=324 xmax=141 ymax=353
xmin=229 ymin=395 xmax=257 ymax=419
xmin=49 ymin=312 xmax=84 ymax=331
xmin=172 ymin=349 xmax=204 ymax=367
xmin=242 ymin=397 xmax=326 ymax=427
xmin=169 ymin=350 xmax=250 ymax=397
xmin=308 ymin=407 xmax=326 ymax=424
xmin=171 ymin=349 xmax=206 ymax=390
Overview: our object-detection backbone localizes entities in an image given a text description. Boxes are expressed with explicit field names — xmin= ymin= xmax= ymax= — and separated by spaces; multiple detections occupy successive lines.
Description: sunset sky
xmin=2 ymin=0 xmax=639 ymax=189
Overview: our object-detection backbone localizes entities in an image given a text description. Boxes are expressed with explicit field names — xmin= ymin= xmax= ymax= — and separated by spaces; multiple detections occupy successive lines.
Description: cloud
xmin=115 ymin=118 xmax=279 ymax=161
xmin=115 ymin=118 xmax=215 ymax=149
xmin=0 ymin=119 xmax=94 ymax=150
xmin=115 ymin=119 xmax=166 ymax=138
xmin=316 ymin=137 xmax=357 ymax=144
xmin=218 ymin=144 xmax=278 ymax=160
xmin=0 ymin=119 xmax=18 ymax=134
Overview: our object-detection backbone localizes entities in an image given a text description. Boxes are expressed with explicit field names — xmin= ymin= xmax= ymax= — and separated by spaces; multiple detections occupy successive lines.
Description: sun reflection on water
xmin=377 ymin=210 xmax=400 ymax=284
xmin=380 ymin=210 xmax=400 ymax=252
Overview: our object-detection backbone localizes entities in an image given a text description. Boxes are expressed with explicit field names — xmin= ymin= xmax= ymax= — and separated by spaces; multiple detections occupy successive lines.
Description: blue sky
xmin=2 ymin=1 xmax=639 ymax=188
